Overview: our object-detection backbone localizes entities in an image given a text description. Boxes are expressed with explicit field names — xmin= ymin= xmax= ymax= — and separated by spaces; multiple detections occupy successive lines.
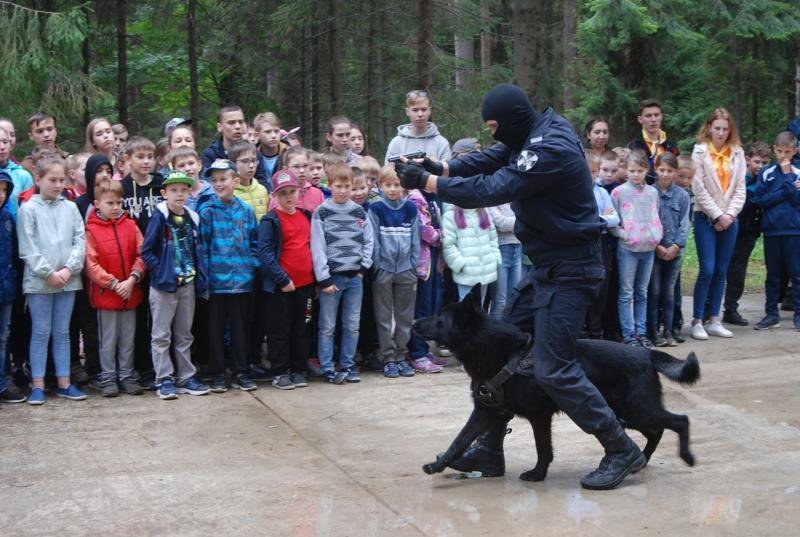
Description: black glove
xmin=421 ymin=157 xmax=444 ymax=175
xmin=397 ymin=162 xmax=430 ymax=191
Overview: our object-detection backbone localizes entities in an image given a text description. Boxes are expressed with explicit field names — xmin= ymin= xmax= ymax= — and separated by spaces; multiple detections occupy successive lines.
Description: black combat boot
xmin=446 ymin=420 xmax=510 ymax=477
xmin=580 ymin=423 xmax=646 ymax=490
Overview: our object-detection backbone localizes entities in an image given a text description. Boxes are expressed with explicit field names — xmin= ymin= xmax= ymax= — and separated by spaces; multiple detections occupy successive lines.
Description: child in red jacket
xmin=84 ymin=180 xmax=146 ymax=397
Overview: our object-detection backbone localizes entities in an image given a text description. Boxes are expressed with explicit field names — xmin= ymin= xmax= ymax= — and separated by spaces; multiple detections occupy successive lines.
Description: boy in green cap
xmin=141 ymin=170 xmax=210 ymax=400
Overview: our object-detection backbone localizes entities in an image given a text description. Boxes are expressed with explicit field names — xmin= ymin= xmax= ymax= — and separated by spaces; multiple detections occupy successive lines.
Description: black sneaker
xmin=653 ymin=335 xmax=668 ymax=347
xmin=70 ymin=364 xmax=90 ymax=384
xmin=0 ymin=387 xmax=27 ymax=403
xmin=623 ymin=337 xmax=641 ymax=347
xmin=249 ymin=363 xmax=273 ymax=382
xmin=754 ymin=315 xmax=780 ymax=330
xmin=232 ymin=373 xmax=257 ymax=391
xmin=271 ymin=374 xmax=295 ymax=390
xmin=344 ymin=366 xmax=361 ymax=383
xmin=210 ymin=374 xmax=228 ymax=393
xmin=638 ymin=336 xmax=655 ymax=349
xmin=323 ymin=370 xmax=347 ymax=384
xmin=672 ymin=329 xmax=685 ymax=343
xmin=723 ymin=310 xmax=749 ymax=326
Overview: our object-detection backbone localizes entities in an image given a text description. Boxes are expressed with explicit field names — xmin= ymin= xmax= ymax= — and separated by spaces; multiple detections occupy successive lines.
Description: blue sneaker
xmin=323 ymin=370 xmax=347 ymax=384
xmin=397 ymin=360 xmax=415 ymax=377
xmin=210 ymin=374 xmax=228 ymax=393
xmin=249 ymin=363 xmax=274 ymax=382
xmin=176 ymin=377 xmax=210 ymax=396
xmin=383 ymin=362 xmax=399 ymax=378
xmin=27 ymin=387 xmax=45 ymax=406
xmin=56 ymin=384 xmax=87 ymax=401
xmin=345 ymin=366 xmax=361 ymax=383
xmin=156 ymin=377 xmax=178 ymax=400
xmin=232 ymin=373 xmax=257 ymax=391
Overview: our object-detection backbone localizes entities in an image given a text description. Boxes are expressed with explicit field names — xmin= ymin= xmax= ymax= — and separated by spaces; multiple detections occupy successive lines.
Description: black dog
xmin=413 ymin=285 xmax=700 ymax=482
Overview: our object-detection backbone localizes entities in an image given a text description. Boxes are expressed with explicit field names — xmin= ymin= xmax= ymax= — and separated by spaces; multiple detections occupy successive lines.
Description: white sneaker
xmin=691 ymin=323 xmax=708 ymax=340
xmin=706 ymin=322 xmax=733 ymax=338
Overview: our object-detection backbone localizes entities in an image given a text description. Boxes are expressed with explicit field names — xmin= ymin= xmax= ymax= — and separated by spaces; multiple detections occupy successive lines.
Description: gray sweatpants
xmin=97 ymin=309 xmax=137 ymax=383
xmin=372 ymin=268 xmax=417 ymax=363
xmin=149 ymin=285 xmax=196 ymax=382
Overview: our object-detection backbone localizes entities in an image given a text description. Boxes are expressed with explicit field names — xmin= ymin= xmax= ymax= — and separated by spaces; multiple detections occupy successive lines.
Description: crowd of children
xmin=0 ymin=92 xmax=798 ymax=406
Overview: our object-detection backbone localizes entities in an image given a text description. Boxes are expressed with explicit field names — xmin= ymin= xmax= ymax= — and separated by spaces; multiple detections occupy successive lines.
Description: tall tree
xmin=328 ymin=0 xmax=341 ymax=114
xmin=562 ymin=0 xmax=577 ymax=110
xmin=117 ymin=0 xmax=128 ymax=125
xmin=512 ymin=0 xmax=537 ymax=97
xmin=480 ymin=0 xmax=492 ymax=73
xmin=366 ymin=0 xmax=383 ymax=149
xmin=417 ymin=0 xmax=434 ymax=89
xmin=187 ymin=0 xmax=199 ymax=135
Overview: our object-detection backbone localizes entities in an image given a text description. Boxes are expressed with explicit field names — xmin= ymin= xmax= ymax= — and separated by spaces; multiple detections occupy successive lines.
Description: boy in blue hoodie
xmin=197 ymin=160 xmax=259 ymax=392
xmin=0 ymin=171 xmax=26 ymax=403
xmin=752 ymin=131 xmax=800 ymax=331
xmin=368 ymin=166 xmax=419 ymax=378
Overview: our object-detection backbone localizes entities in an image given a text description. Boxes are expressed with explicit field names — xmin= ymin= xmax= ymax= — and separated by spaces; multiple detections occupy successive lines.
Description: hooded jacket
xmin=384 ymin=123 xmax=451 ymax=165
xmin=438 ymin=84 xmax=603 ymax=266
xmin=0 ymin=158 xmax=33 ymax=218
xmin=141 ymin=201 xmax=205 ymax=293
xmin=75 ymin=154 xmax=113 ymax=219
xmin=234 ymin=180 xmax=270 ymax=223
xmin=442 ymin=206 xmax=501 ymax=287
xmin=0 ymin=172 xmax=17 ymax=302
xmin=84 ymin=210 xmax=145 ymax=310
xmin=16 ymin=194 xmax=85 ymax=294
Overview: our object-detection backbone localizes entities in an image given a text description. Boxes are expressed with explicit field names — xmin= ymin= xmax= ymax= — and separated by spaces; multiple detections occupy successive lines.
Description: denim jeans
xmin=692 ymin=213 xmax=738 ymax=319
xmin=764 ymin=235 xmax=800 ymax=319
xmin=318 ymin=274 xmax=363 ymax=372
xmin=617 ymin=246 xmax=654 ymax=339
xmin=408 ymin=250 xmax=444 ymax=359
xmin=491 ymin=243 xmax=522 ymax=319
xmin=27 ymin=291 xmax=76 ymax=379
xmin=647 ymin=256 xmax=683 ymax=335
xmin=0 ymin=302 xmax=12 ymax=392
xmin=457 ymin=283 xmax=489 ymax=304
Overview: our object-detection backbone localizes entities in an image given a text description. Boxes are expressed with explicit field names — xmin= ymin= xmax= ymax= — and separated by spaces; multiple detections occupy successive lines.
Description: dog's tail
xmin=649 ymin=349 xmax=700 ymax=385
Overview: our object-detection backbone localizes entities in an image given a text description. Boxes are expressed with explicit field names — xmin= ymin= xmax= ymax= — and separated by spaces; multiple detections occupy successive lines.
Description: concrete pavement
xmin=1 ymin=293 xmax=798 ymax=536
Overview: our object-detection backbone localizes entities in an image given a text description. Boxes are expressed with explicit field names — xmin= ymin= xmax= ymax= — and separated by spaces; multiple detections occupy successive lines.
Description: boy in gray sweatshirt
xmin=311 ymin=163 xmax=374 ymax=384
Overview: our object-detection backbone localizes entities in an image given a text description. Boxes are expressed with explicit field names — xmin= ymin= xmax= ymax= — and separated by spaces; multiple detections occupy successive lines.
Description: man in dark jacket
xmin=201 ymin=105 xmax=267 ymax=186
xmin=627 ymin=98 xmax=680 ymax=185
xmin=397 ymin=83 xmax=646 ymax=490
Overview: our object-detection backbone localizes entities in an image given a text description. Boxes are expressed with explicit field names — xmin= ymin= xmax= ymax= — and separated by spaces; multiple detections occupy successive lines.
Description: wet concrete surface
xmin=1 ymin=294 xmax=798 ymax=536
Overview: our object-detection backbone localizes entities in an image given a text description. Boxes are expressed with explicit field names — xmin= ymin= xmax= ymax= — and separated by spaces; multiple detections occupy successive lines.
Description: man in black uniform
xmin=397 ymin=84 xmax=646 ymax=490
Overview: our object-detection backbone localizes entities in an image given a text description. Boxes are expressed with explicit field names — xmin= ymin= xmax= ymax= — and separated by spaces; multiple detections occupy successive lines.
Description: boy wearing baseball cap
xmin=141 ymin=170 xmax=210 ymax=399
xmin=258 ymin=169 xmax=316 ymax=389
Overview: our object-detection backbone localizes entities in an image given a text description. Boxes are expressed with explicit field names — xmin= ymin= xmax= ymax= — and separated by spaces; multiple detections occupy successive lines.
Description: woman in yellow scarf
xmin=689 ymin=108 xmax=747 ymax=341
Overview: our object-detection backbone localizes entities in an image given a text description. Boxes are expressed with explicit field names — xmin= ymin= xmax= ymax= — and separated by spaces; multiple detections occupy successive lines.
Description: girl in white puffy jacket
xmin=442 ymin=204 xmax=501 ymax=305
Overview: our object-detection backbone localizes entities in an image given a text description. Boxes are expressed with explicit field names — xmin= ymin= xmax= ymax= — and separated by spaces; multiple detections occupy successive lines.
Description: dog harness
xmin=473 ymin=334 xmax=534 ymax=409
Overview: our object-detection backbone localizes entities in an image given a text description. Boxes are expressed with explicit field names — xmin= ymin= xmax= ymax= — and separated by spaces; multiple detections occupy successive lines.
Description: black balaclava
xmin=84 ymin=153 xmax=112 ymax=202
xmin=481 ymin=84 xmax=542 ymax=151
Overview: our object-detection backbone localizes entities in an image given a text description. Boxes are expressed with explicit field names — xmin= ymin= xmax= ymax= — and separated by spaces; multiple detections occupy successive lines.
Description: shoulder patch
xmin=530 ymin=136 xmax=543 ymax=144
xmin=516 ymin=150 xmax=539 ymax=172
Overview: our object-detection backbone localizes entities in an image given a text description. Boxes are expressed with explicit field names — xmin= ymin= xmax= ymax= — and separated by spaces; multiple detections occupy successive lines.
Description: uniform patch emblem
xmin=517 ymin=150 xmax=539 ymax=171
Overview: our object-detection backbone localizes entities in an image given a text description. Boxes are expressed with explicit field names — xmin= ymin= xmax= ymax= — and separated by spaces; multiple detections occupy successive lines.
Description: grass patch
xmin=680 ymin=230 xmax=765 ymax=295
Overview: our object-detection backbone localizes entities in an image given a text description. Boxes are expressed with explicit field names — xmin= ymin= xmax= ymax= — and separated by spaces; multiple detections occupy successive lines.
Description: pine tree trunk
xmin=299 ymin=23 xmax=308 ymax=133
xmin=117 ymin=0 xmax=128 ymax=125
xmin=795 ymin=59 xmax=800 ymax=118
xmin=454 ymin=33 xmax=474 ymax=89
xmin=187 ymin=0 xmax=199 ymax=135
xmin=480 ymin=0 xmax=491 ymax=73
xmin=512 ymin=0 xmax=536 ymax=98
xmin=562 ymin=0 xmax=577 ymax=110
xmin=328 ymin=0 xmax=342 ymax=114
xmin=82 ymin=35 xmax=90 ymax=126
xmin=732 ymin=35 xmax=742 ymax=125
xmin=417 ymin=0 xmax=434 ymax=89
xmin=366 ymin=0 xmax=382 ymax=151
xmin=311 ymin=19 xmax=321 ymax=148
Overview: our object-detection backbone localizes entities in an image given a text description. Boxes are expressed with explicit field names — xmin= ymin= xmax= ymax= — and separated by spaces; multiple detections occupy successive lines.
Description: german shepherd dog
xmin=413 ymin=285 xmax=700 ymax=481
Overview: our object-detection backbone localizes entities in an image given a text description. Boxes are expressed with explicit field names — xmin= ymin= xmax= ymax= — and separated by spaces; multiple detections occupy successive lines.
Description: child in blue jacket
xmin=752 ymin=131 xmax=800 ymax=330
xmin=0 ymin=171 xmax=25 ymax=403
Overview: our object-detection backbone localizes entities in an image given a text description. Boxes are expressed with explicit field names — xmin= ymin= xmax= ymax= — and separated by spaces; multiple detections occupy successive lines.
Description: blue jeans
xmin=27 ymin=291 xmax=76 ymax=379
xmin=692 ymin=213 xmax=738 ymax=319
xmin=617 ymin=247 xmax=654 ymax=339
xmin=318 ymin=275 xmax=363 ymax=372
xmin=764 ymin=235 xmax=800 ymax=319
xmin=457 ymin=283 xmax=489 ymax=303
xmin=491 ymin=243 xmax=522 ymax=319
xmin=648 ymin=256 xmax=683 ymax=335
xmin=0 ymin=302 xmax=12 ymax=392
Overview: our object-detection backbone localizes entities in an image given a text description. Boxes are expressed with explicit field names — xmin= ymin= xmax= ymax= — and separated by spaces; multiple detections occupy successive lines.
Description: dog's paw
xmin=682 ymin=452 xmax=695 ymax=467
xmin=423 ymin=461 xmax=445 ymax=475
xmin=519 ymin=466 xmax=548 ymax=482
